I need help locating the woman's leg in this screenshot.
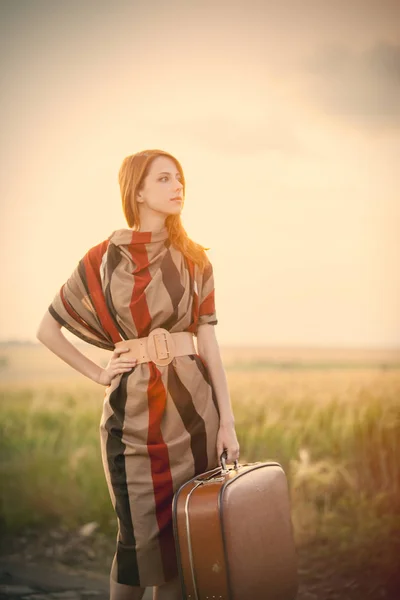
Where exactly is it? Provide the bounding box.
[152,574,183,600]
[109,576,146,600]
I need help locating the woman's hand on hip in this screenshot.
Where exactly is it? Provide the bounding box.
[97,347,137,386]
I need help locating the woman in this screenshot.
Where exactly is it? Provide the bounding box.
[36,149,240,600]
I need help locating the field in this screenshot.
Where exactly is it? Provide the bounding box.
[1,342,400,598]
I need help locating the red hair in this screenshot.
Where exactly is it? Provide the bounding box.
[118,149,210,271]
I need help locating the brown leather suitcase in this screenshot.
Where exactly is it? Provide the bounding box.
[172,451,298,600]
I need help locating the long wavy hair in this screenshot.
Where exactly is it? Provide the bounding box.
[118,149,210,272]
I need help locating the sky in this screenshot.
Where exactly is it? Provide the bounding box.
[1,0,399,348]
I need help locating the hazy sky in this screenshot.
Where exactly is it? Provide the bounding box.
[1,0,399,348]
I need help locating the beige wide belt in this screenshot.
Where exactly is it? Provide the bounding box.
[114,327,196,367]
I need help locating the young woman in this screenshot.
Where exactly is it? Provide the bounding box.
[36,149,240,600]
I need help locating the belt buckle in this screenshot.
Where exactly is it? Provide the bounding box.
[147,328,176,366]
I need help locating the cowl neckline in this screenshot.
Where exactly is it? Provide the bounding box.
[108,227,169,246]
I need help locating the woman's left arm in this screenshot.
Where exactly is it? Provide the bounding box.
[197,323,240,465]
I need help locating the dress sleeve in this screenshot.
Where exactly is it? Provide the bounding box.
[196,257,218,330]
[47,241,116,350]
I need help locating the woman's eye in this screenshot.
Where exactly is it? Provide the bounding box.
[160,176,182,182]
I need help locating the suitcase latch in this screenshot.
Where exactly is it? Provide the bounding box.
[193,476,225,484]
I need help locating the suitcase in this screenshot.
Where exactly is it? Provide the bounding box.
[172,451,298,600]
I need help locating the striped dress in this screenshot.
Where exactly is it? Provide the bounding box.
[48,226,220,587]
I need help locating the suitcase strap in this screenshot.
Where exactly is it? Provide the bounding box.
[184,479,230,600]
[185,482,203,600]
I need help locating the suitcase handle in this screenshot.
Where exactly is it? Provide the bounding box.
[220,449,239,473]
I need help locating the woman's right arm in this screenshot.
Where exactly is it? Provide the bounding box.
[36,311,136,385]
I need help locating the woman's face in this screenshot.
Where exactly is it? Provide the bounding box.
[136,155,184,217]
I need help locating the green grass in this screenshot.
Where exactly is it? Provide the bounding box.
[0,386,114,534]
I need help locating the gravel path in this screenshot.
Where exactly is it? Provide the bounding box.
[1,527,399,599]
[0,558,153,600]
